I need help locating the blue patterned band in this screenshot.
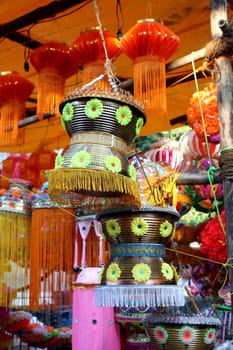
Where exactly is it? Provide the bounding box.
[110,243,165,258]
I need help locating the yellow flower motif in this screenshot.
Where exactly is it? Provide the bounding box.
[131,217,149,236]
[106,219,121,237]
[132,263,151,283]
[159,220,173,238]
[115,105,132,126]
[135,117,144,136]
[62,102,74,121]
[85,98,103,119]
[71,151,91,168]
[128,164,137,181]
[161,263,174,280]
[105,155,122,173]
[55,154,64,169]
[106,263,121,283]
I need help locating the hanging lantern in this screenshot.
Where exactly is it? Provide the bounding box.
[70,27,121,89]
[30,41,78,120]
[120,19,180,135]
[0,178,32,308]
[29,181,75,311]
[0,72,34,145]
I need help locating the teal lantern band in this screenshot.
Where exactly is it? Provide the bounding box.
[110,243,165,258]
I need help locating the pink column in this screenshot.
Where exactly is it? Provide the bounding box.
[72,285,121,350]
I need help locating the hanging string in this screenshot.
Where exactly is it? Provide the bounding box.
[116,0,124,39]
[191,52,226,235]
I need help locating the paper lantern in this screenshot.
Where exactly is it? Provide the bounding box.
[0,178,32,308]
[0,72,34,145]
[70,27,121,89]
[29,182,75,311]
[120,19,180,134]
[30,41,78,120]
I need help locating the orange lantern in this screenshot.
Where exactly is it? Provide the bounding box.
[0,72,34,145]
[120,19,180,135]
[70,27,121,89]
[30,42,78,120]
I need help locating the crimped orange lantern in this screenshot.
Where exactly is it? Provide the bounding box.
[0,72,34,145]
[120,19,180,135]
[30,42,78,120]
[70,27,121,89]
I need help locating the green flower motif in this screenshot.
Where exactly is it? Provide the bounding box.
[106,219,121,237]
[135,117,144,136]
[106,263,121,283]
[115,105,132,126]
[131,217,149,236]
[161,262,174,281]
[154,326,169,344]
[204,328,216,344]
[128,164,137,181]
[85,98,103,119]
[179,326,196,345]
[159,220,173,238]
[60,116,66,131]
[62,102,74,121]
[132,263,151,283]
[71,151,91,168]
[55,154,64,169]
[105,155,122,173]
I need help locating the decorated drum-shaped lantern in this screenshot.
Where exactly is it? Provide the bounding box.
[48,87,146,214]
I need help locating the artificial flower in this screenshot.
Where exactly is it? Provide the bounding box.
[132,263,151,283]
[105,155,122,173]
[115,105,132,126]
[127,164,137,181]
[179,326,196,345]
[84,98,103,119]
[12,190,21,197]
[204,328,216,344]
[60,116,66,131]
[55,154,64,169]
[106,263,121,283]
[131,217,149,236]
[159,220,173,238]
[135,117,144,136]
[154,326,168,344]
[106,219,121,237]
[161,263,174,280]
[71,151,91,168]
[200,209,227,263]
[62,102,74,121]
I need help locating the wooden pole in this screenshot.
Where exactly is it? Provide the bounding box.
[210,0,233,331]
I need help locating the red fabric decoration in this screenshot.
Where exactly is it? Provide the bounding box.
[70,28,121,89]
[30,41,78,120]
[187,83,219,142]
[0,72,34,145]
[200,210,227,263]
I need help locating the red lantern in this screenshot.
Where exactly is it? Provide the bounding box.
[70,27,121,89]
[120,19,180,135]
[0,72,34,145]
[30,42,78,120]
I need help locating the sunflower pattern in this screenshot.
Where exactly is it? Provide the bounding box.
[159,220,173,238]
[106,219,121,238]
[105,155,122,173]
[131,217,149,236]
[71,151,91,168]
[154,326,168,344]
[106,263,121,283]
[115,105,132,126]
[131,263,151,283]
[204,328,216,344]
[55,154,64,169]
[62,102,74,121]
[179,326,196,345]
[161,262,174,280]
[127,164,137,181]
[84,98,103,119]
[135,117,144,136]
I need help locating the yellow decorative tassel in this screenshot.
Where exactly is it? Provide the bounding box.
[0,213,31,308]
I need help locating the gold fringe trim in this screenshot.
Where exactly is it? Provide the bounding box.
[48,168,141,205]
